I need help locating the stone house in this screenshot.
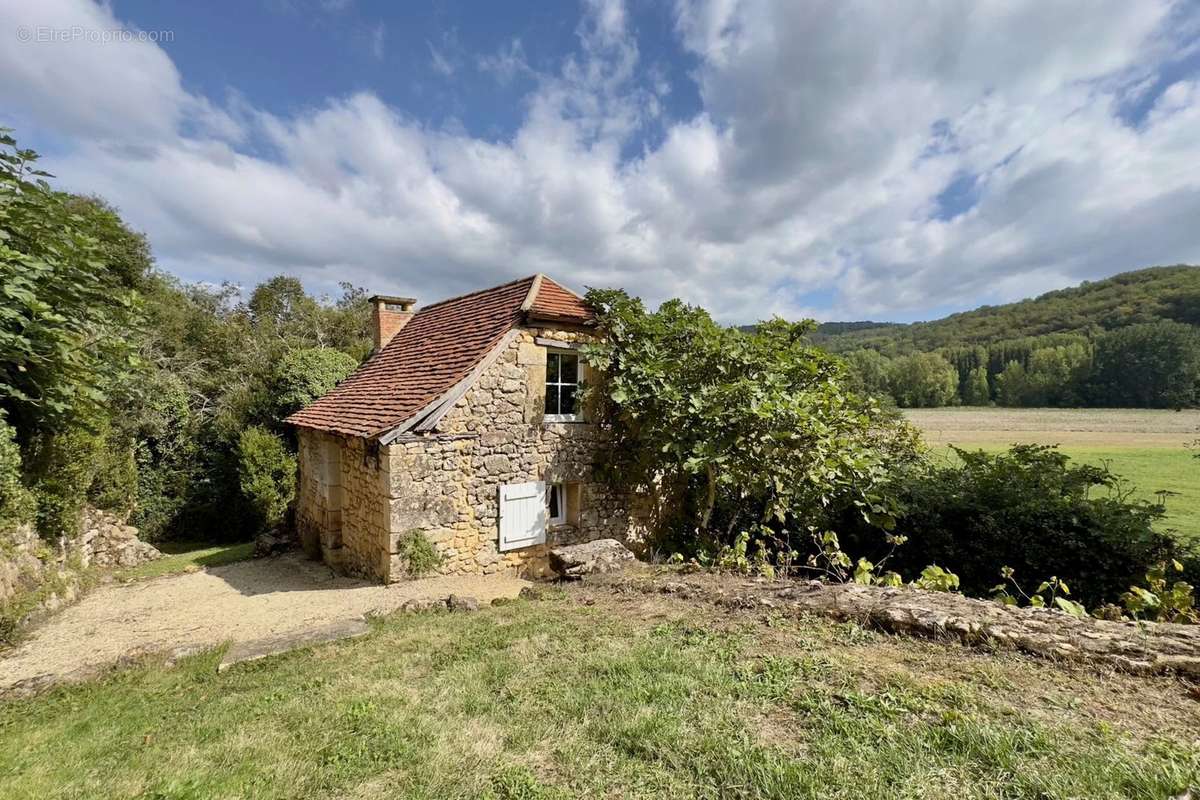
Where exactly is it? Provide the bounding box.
[286,274,646,582]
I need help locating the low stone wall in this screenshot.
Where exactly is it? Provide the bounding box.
[1,508,161,630]
[603,570,1200,677]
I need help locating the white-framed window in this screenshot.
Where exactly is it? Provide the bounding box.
[546,481,581,527]
[547,482,566,525]
[544,350,580,421]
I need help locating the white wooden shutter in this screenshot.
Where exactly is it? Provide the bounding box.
[499,481,547,551]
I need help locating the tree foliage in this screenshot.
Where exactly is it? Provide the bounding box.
[962,366,991,406]
[815,265,1200,354]
[886,353,959,408]
[1087,321,1200,408]
[269,347,359,423]
[0,130,371,542]
[0,130,143,430]
[819,266,1200,408]
[582,288,922,560]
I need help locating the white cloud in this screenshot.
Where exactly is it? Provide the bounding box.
[369,23,385,61]
[477,39,530,86]
[2,0,1199,323]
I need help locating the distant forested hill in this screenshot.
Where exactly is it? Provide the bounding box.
[812,266,1200,409]
[814,265,1200,355]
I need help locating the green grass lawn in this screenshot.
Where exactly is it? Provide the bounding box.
[114,540,256,582]
[1,589,1196,799]
[932,446,1199,541]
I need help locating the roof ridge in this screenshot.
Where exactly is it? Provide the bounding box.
[416,274,538,314]
[520,273,546,312]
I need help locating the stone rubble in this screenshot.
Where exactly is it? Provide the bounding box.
[74,508,162,569]
[602,570,1200,677]
[398,594,483,613]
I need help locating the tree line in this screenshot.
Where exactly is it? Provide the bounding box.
[1,131,368,544]
[832,287,1200,409]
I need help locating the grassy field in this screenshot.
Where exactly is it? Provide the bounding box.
[1,586,1197,799]
[114,540,256,582]
[904,408,1200,540]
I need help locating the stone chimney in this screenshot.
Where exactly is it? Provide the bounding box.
[369,294,417,351]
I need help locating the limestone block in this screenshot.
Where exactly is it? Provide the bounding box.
[482,454,512,474]
[517,341,547,366]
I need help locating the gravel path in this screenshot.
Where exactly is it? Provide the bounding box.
[1,553,528,695]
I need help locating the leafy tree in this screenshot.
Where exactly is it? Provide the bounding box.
[887,353,959,408]
[0,130,143,432]
[582,289,921,560]
[842,349,893,402]
[994,361,1029,407]
[269,347,358,423]
[962,366,991,405]
[1087,321,1200,408]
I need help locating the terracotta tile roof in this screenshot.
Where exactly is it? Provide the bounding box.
[527,275,594,324]
[286,274,592,438]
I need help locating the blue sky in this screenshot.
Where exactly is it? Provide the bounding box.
[115,1,703,151]
[2,0,1200,324]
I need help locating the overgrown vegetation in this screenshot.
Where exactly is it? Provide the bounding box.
[834,445,1188,608]
[586,288,1197,615]
[0,131,368,546]
[582,288,923,572]
[396,529,443,577]
[819,267,1200,408]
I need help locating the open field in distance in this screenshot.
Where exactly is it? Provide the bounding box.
[903,407,1200,447]
[903,408,1200,540]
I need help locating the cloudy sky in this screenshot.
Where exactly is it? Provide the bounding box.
[2,0,1199,323]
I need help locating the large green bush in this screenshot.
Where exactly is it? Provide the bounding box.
[236,427,297,533]
[839,445,1181,606]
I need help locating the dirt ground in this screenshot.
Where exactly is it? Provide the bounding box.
[0,553,528,695]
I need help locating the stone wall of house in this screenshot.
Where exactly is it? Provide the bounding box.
[297,325,650,583]
[295,428,332,560]
[295,428,391,582]
[338,435,391,580]
[382,326,648,580]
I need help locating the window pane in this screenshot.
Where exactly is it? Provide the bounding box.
[546,352,560,383]
[560,384,577,415]
[544,384,560,415]
[549,484,561,519]
[560,353,578,383]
